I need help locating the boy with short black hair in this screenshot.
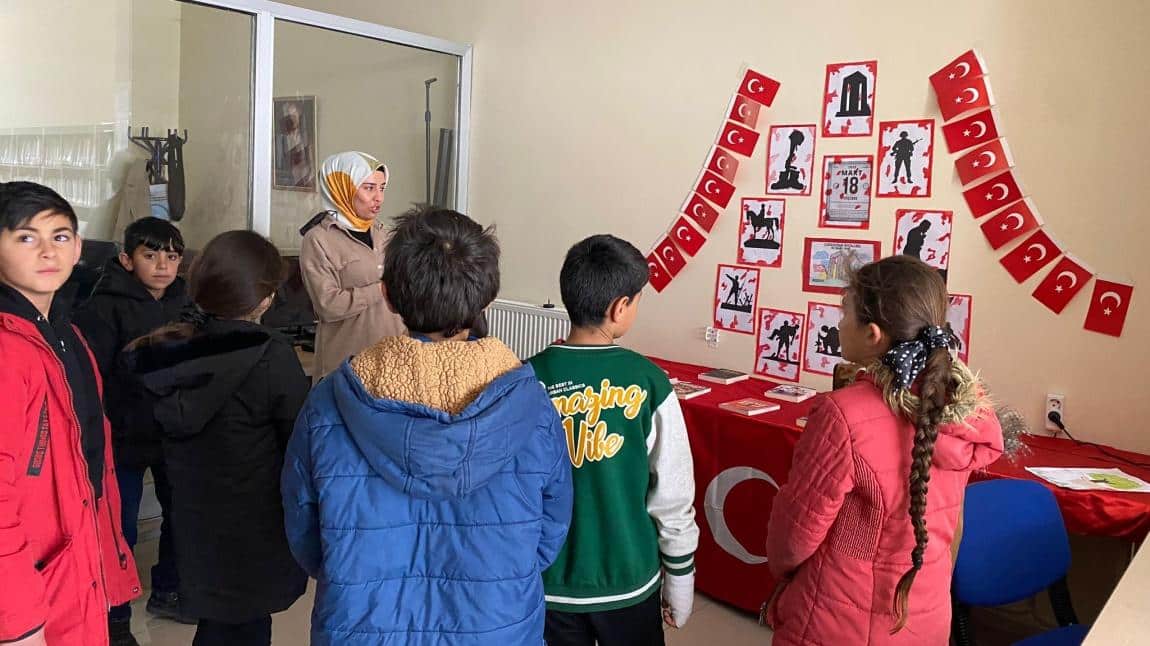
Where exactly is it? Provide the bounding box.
[528,234,699,646]
[75,216,192,638]
[283,206,572,645]
[0,182,140,646]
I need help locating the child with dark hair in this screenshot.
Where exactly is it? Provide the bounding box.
[124,230,308,646]
[283,206,572,645]
[0,182,140,646]
[529,234,699,646]
[765,255,1004,645]
[74,216,191,637]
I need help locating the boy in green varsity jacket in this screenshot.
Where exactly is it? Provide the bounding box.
[528,234,699,646]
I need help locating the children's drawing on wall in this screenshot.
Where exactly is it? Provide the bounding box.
[713,264,760,335]
[802,238,880,293]
[737,198,785,268]
[876,119,935,197]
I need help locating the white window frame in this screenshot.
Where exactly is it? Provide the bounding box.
[181,0,472,235]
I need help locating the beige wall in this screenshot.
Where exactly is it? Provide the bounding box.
[284,0,1150,452]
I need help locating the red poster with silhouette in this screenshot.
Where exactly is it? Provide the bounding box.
[876,119,935,197]
[713,264,759,335]
[737,198,785,268]
[822,61,878,137]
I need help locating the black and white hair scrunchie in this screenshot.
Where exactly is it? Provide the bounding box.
[881,325,956,390]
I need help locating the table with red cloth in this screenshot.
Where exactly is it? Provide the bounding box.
[651,357,816,614]
[973,434,1150,543]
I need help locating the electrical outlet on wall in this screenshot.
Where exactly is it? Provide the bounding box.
[1045,393,1065,433]
[704,326,720,348]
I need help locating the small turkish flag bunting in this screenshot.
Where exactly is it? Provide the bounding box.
[717,121,760,157]
[980,198,1041,250]
[694,169,736,209]
[962,170,1025,218]
[937,75,995,122]
[737,68,781,107]
[955,138,1014,186]
[1032,255,1094,314]
[930,50,988,97]
[728,94,763,129]
[646,252,672,293]
[999,228,1062,283]
[654,236,686,276]
[706,146,740,183]
[942,109,1000,153]
[669,216,706,257]
[1083,278,1135,337]
[682,193,720,232]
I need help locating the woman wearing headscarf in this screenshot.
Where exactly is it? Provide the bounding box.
[299,151,406,379]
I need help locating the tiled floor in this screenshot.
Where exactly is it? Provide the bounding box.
[128,536,772,645]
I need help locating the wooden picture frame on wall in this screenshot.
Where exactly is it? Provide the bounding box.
[273,95,317,192]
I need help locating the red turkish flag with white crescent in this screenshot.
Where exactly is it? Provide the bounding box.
[682,193,720,232]
[646,252,672,293]
[728,94,763,129]
[1032,255,1094,314]
[962,170,1024,218]
[999,229,1062,283]
[942,109,1000,153]
[930,50,988,97]
[980,198,1041,250]
[955,138,1013,186]
[937,75,995,122]
[1084,278,1135,337]
[670,216,706,257]
[737,68,781,107]
[654,236,686,276]
[717,121,760,157]
[707,146,740,183]
[695,169,736,209]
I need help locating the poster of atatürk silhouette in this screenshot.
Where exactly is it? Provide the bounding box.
[946,293,972,363]
[894,210,952,282]
[822,61,878,137]
[737,198,785,268]
[802,238,880,294]
[818,155,873,229]
[755,308,806,381]
[766,125,816,197]
[876,119,935,197]
[713,264,760,335]
[804,302,845,376]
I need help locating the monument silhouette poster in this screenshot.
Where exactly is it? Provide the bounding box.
[755,307,806,382]
[766,124,816,197]
[946,293,972,363]
[893,210,952,282]
[802,238,880,294]
[713,264,760,335]
[876,119,935,197]
[804,302,846,376]
[818,155,874,229]
[737,197,785,268]
[822,61,878,137]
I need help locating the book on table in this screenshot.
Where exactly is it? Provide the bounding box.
[765,384,818,403]
[719,398,781,416]
[673,381,712,400]
[697,368,750,385]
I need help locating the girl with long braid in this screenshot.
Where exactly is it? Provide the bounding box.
[765,256,1004,645]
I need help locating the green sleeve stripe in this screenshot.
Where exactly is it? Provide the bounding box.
[664,562,696,576]
[660,552,695,565]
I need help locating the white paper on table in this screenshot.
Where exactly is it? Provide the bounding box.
[1025,467,1150,493]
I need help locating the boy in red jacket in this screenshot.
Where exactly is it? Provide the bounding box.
[0,182,141,646]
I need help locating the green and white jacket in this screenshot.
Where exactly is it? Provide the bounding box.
[528,344,699,613]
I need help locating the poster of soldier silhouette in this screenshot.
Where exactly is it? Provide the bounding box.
[822,61,878,137]
[876,119,935,197]
[946,293,972,364]
[893,210,952,283]
[802,238,880,294]
[712,264,760,335]
[737,198,786,268]
[766,125,816,197]
[819,155,873,229]
[755,307,806,382]
[804,302,845,376]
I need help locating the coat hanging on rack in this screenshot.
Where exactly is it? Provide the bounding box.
[128,127,189,222]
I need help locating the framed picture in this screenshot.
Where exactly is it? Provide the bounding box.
[804,301,846,376]
[875,119,935,197]
[821,61,878,138]
[765,124,816,197]
[754,307,806,382]
[802,237,880,294]
[947,293,973,364]
[737,197,785,268]
[712,264,760,335]
[818,155,873,229]
[893,210,953,282]
[273,95,317,192]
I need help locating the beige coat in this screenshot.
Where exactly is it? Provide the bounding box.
[300,214,406,378]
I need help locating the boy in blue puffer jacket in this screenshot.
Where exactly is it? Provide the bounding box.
[282,206,572,645]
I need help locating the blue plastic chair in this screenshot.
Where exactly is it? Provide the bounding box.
[952,479,1089,646]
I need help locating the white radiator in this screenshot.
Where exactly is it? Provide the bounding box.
[486,298,571,360]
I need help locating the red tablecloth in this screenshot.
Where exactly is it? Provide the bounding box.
[973,435,1150,543]
[650,357,816,613]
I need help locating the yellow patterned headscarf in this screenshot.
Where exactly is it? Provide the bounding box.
[319,151,389,232]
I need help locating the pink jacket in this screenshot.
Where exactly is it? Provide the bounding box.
[766,376,1002,646]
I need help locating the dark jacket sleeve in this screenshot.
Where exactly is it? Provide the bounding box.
[73,297,121,377]
[265,338,310,450]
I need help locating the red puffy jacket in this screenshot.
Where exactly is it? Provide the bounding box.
[0,313,141,645]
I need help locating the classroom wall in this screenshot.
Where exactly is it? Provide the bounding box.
[284,0,1150,452]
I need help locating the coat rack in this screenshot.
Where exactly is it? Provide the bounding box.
[128,126,188,222]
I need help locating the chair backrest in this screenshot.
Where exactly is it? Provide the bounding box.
[953,479,1071,606]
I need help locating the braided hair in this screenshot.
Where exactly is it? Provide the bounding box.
[847,256,955,633]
